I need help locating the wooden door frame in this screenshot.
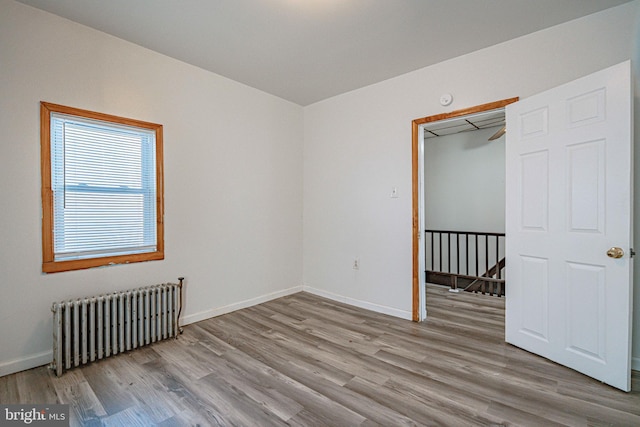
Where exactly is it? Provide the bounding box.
[411,97,519,321]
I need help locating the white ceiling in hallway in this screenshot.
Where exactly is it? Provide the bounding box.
[14,0,633,106]
[423,110,505,139]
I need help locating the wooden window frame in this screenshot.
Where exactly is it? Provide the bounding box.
[41,102,164,273]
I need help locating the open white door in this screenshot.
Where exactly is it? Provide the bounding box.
[505,61,633,391]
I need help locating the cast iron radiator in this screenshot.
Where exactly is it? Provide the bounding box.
[51,277,184,376]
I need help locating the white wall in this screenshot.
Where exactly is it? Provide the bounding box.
[0,0,303,375]
[303,0,640,371]
[424,126,505,232]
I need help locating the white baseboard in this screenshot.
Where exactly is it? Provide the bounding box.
[632,356,640,372]
[181,285,303,325]
[0,350,52,378]
[302,285,413,321]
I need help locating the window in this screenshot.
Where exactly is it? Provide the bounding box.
[41,102,164,273]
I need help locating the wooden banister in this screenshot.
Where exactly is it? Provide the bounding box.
[424,230,506,297]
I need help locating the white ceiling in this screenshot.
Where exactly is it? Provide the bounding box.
[15,0,632,106]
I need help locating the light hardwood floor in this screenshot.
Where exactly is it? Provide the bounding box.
[1,285,639,426]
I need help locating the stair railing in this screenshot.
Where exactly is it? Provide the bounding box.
[424,229,506,296]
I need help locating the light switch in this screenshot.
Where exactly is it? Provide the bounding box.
[391,187,399,198]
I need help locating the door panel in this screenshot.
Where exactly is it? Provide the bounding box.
[566,140,605,233]
[519,255,549,342]
[520,151,549,231]
[565,261,606,362]
[506,61,633,391]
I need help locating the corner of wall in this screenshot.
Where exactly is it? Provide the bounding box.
[301,284,413,320]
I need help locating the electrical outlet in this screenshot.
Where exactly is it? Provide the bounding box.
[353,258,359,270]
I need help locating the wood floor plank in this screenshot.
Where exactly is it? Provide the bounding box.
[211,348,368,426]
[2,285,639,426]
[109,355,186,424]
[486,400,567,427]
[259,329,357,386]
[137,358,231,426]
[49,369,107,426]
[0,371,19,403]
[181,323,235,357]
[98,406,158,427]
[207,310,375,387]
[218,338,418,426]
[197,354,305,422]
[148,337,216,381]
[199,315,414,425]
[81,361,136,416]
[14,366,59,404]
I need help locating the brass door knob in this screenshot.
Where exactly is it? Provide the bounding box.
[607,247,624,259]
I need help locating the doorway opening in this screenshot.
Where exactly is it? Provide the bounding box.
[411,98,518,321]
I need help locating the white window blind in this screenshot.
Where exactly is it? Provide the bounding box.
[50,113,157,261]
